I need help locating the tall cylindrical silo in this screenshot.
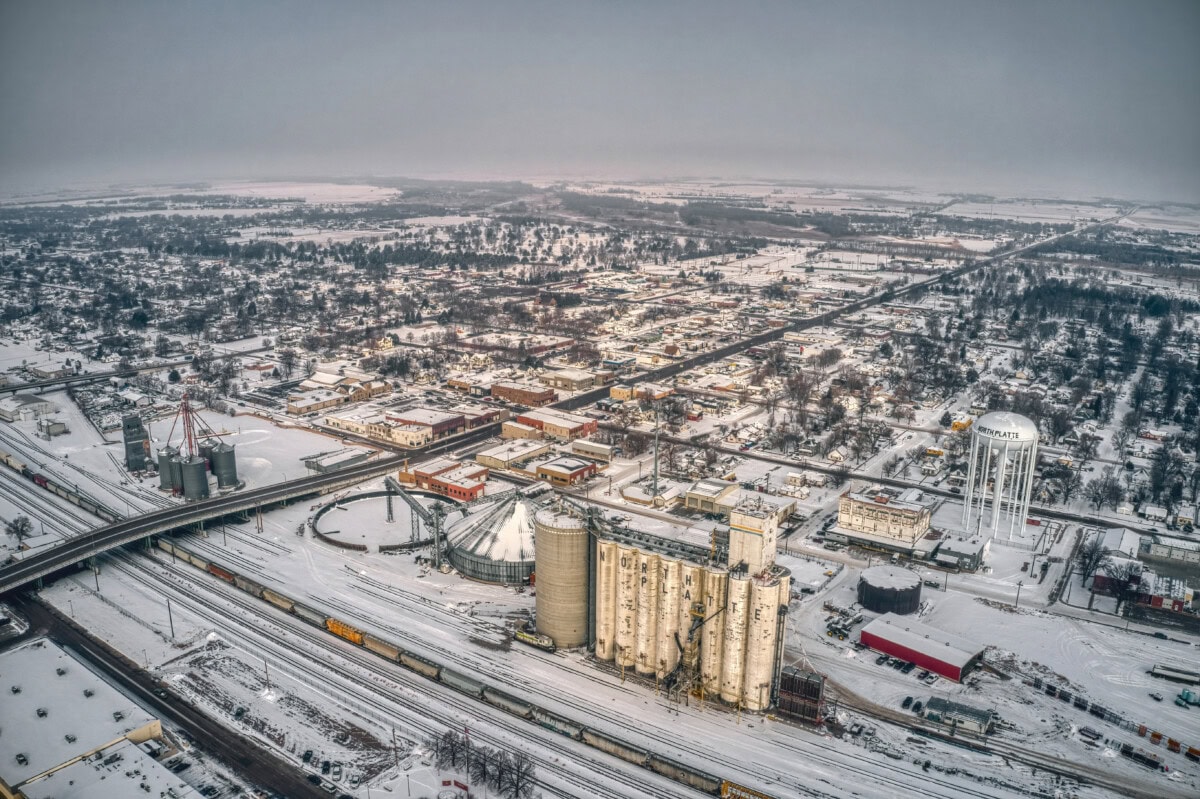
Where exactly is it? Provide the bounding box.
[720,572,752,705]
[198,439,217,471]
[168,454,184,494]
[634,552,659,676]
[157,446,178,491]
[679,563,704,674]
[533,508,590,649]
[595,540,619,661]
[616,544,639,669]
[742,570,789,712]
[699,567,727,698]
[179,455,209,500]
[211,442,238,488]
[655,559,682,679]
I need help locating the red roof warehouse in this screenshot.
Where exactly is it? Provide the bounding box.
[859,614,984,683]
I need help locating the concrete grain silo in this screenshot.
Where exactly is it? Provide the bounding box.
[533,508,590,649]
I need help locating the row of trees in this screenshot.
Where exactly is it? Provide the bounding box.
[427,731,537,798]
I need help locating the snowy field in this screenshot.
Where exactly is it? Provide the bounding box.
[938,201,1121,224]
[1117,206,1200,234]
[197,181,401,204]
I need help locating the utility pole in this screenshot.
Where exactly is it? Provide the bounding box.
[264,657,270,692]
[1014,580,1024,608]
[166,598,175,640]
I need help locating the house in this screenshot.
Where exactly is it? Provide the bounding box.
[1143,505,1168,523]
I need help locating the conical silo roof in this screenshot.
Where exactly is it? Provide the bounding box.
[446,493,536,563]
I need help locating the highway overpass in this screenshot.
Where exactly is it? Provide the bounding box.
[0,453,411,594]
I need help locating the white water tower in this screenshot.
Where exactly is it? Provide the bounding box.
[962,412,1038,539]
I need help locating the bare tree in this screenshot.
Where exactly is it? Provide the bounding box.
[501,751,537,799]
[1074,534,1108,585]
[1102,559,1143,617]
[4,515,33,540]
[278,348,298,380]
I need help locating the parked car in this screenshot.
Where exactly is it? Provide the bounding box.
[876,654,889,665]
[917,670,930,680]
[912,700,924,714]
[1150,692,1164,701]
[302,750,313,763]
[1175,698,1189,708]
[902,696,914,709]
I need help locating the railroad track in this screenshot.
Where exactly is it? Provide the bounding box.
[322,568,1021,799]
[110,551,694,799]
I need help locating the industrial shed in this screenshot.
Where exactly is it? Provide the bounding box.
[859,613,984,682]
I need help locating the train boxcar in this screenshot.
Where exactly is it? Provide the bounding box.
[531,708,583,740]
[481,687,533,719]
[363,634,402,662]
[234,575,266,598]
[326,618,365,646]
[399,652,441,680]
[182,549,209,571]
[582,729,648,767]
[2,452,27,473]
[292,603,329,628]
[32,474,49,488]
[441,668,485,698]
[262,589,295,613]
[156,539,176,557]
[646,755,722,795]
[207,563,236,583]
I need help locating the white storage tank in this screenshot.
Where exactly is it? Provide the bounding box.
[533,508,590,649]
[720,572,752,705]
[595,540,619,661]
[634,551,660,676]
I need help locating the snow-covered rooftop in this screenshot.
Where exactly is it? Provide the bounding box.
[0,638,159,786]
[860,613,983,670]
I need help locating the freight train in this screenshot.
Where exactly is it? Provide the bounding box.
[0,447,122,523]
[153,537,726,797]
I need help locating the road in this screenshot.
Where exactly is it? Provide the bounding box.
[0,423,502,594]
[632,425,1161,536]
[10,594,328,799]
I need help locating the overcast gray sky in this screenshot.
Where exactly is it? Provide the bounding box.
[2,0,1197,201]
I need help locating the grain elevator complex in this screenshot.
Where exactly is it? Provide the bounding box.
[534,497,792,713]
